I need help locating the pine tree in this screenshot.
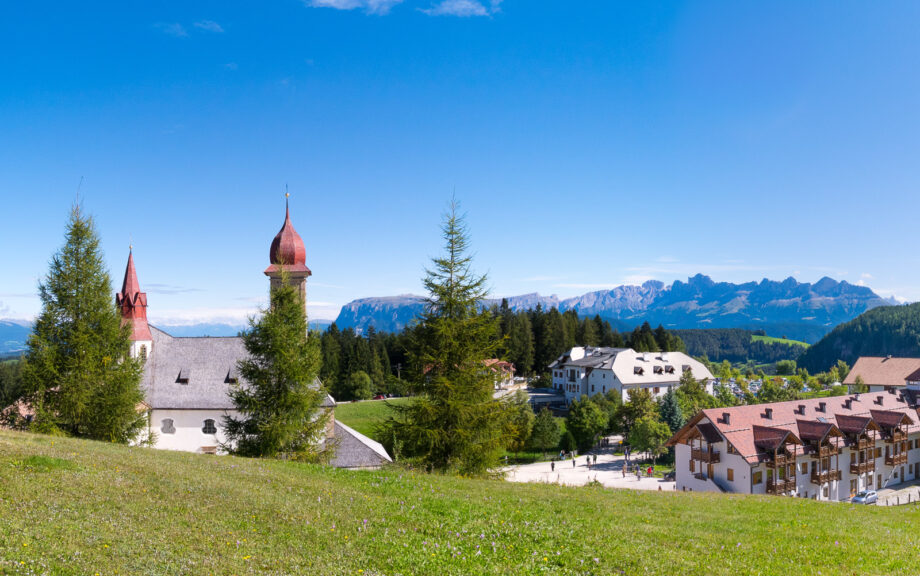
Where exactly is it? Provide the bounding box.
[529,407,561,457]
[658,388,685,434]
[223,276,328,460]
[383,201,510,475]
[21,205,145,442]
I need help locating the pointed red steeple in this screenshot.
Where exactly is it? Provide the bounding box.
[116,249,153,341]
[264,196,312,276]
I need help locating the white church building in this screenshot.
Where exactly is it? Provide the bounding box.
[118,200,391,469]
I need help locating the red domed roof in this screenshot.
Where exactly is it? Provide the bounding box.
[265,199,311,275]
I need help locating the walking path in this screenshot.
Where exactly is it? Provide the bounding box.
[504,439,676,491]
[877,479,920,506]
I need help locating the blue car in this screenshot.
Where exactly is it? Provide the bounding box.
[851,490,878,505]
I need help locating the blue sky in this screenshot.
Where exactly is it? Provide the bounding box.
[2,2,920,324]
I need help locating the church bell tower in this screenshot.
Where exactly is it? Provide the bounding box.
[117,248,153,359]
[264,194,311,314]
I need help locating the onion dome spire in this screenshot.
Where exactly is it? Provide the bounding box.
[265,193,312,276]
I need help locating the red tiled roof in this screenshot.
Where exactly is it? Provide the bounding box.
[844,356,920,388]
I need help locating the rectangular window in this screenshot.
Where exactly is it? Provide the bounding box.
[823,486,828,498]
[868,474,873,486]
[800,462,808,474]
[753,471,762,485]
[850,479,857,492]
[876,447,882,459]
[727,468,734,482]
[653,387,660,394]
[690,459,695,473]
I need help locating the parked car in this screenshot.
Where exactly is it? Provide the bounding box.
[373,394,386,400]
[663,470,676,482]
[851,490,878,505]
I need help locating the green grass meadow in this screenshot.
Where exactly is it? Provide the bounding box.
[751,334,810,348]
[2,430,920,575]
[333,398,411,439]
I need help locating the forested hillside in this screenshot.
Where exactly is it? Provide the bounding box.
[674,329,805,364]
[798,303,920,372]
[318,302,686,401]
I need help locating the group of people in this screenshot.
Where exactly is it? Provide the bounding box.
[550,452,598,472]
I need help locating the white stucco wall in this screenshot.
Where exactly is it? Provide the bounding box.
[148,409,237,453]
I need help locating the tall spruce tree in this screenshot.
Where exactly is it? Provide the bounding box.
[22,205,145,442]
[223,276,328,460]
[383,201,510,475]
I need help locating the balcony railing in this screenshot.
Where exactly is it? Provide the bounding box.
[810,469,842,484]
[850,461,875,475]
[814,445,839,458]
[885,452,908,466]
[766,478,797,494]
[765,453,795,468]
[691,448,721,464]
[856,438,875,450]
[886,430,907,444]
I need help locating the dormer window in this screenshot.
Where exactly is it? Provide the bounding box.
[682,365,691,372]
[177,368,191,384]
[634,366,644,376]
[665,366,675,374]
[653,366,664,375]
[226,366,240,384]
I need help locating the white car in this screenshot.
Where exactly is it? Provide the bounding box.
[851,490,878,505]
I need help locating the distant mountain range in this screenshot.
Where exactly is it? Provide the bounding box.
[334,275,894,343]
[0,320,30,357]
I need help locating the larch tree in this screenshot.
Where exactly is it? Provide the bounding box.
[382,201,511,475]
[22,205,145,442]
[223,275,329,461]
[529,407,561,457]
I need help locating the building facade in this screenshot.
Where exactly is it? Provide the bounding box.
[844,356,920,392]
[667,391,920,501]
[548,346,713,404]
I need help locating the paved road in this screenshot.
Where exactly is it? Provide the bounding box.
[504,444,676,492]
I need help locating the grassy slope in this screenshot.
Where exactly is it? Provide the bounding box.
[752,334,809,348]
[2,431,920,575]
[333,398,411,439]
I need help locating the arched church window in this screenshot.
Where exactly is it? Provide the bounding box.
[161,419,175,434]
[202,419,217,434]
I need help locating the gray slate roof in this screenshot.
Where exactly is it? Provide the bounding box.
[143,326,247,410]
[143,326,336,411]
[330,421,393,469]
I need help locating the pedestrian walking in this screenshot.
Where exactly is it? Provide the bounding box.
[573,458,576,468]
[551,460,555,472]
[593,454,598,465]
[622,465,626,478]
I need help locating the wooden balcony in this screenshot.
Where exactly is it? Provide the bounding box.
[765,453,795,469]
[810,469,842,484]
[766,478,797,494]
[850,460,875,475]
[885,452,908,466]
[815,445,839,458]
[856,438,875,450]
[886,430,907,444]
[691,448,721,464]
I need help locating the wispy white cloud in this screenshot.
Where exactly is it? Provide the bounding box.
[194,20,224,33]
[554,283,622,290]
[421,0,494,16]
[224,62,238,71]
[153,22,188,37]
[145,283,204,296]
[856,272,874,287]
[304,0,404,15]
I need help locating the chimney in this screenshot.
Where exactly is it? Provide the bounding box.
[876,395,884,405]
[764,408,773,420]
[844,399,852,410]
[797,404,805,415]
[817,402,826,413]
[722,412,731,425]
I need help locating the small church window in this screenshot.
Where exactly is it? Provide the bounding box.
[161,419,176,434]
[202,419,217,434]
[139,345,147,361]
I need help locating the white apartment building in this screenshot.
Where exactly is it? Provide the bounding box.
[667,390,920,501]
[548,346,714,404]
